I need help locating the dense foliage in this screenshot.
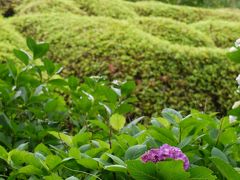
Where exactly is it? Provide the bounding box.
[0,38,240,179]
[0,0,240,115]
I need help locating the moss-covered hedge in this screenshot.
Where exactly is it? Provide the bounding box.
[129,1,240,23]
[127,17,215,47]
[192,20,240,48]
[73,0,137,19]
[0,20,25,60]
[15,0,86,15]
[9,13,238,116]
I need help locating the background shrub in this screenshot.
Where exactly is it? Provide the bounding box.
[9,13,238,116]
[127,17,215,47]
[192,20,240,48]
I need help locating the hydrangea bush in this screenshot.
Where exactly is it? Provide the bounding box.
[0,38,239,179]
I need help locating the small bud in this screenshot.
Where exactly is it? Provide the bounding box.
[229,46,237,52]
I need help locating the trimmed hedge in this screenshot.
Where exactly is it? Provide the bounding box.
[128,1,240,23]
[127,17,215,47]
[73,0,137,19]
[0,20,25,60]
[192,20,240,48]
[15,0,86,15]
[9,13,238,116]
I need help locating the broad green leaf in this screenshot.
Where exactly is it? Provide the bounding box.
[72,133,91,147]
[33,42,49,59]
[89,120,109,133]
[45,155,62,170]
[127,160,157,180]
[211,157,240,180]
[68,76,79,90]
[189,166,216,180]
[48,79,68,86]
[45,174,63,180]
[13,49,30,65]
[18,165,42,176]
[110,113,126,131]
[124,144,147,160]
[227,49,240,63]
[155,160,190,180]
[17,142,29,151]
[66,176,79,180]
[7,59,17,78]
[219,128,237,145]
[127,160,189,180]
[121,81,136,96]
[162,108,182,125]
[0,145,8,161]
[104,165,127,173]
[105,153,126,166]
[26,37,36,52]
[148,128,177,146]
[211,147,229,163]
[48,131,72,146]
[34,143,52,156]
[43,59,55,76]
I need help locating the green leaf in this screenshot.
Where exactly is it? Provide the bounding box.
[211,147,229,163]
[45,174,63,180]
[211,157,240,180]
[34,43,49,59]
[121,81,136,96]
[68,76,79,90]
[18,165,42,176]
[13,49,30,65]
[48,79,68,86]
[48,131,72,146]
[105,153,126,166]
[43,59,55,76]
[148,128,177,146]
[7,59,17,78]
[46,155,62,170]
[104,165,127,173]
[26,37,36,52]
[127,160,189,180]
[124,145,147,160]
[127,160,157,180]
[162,108,182,125]
[110,113,126,131]
[189,166,216,180]
[0,145,8,162]
[155,160,190,180]
[227,49,240,63]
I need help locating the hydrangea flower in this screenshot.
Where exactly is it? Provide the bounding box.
[141,144,190,170]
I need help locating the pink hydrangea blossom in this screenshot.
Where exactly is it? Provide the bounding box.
[141,144,190,170]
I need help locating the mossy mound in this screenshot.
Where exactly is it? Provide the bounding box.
[9,13,238,115]
[192,20,240,48]
[15,0,86,15]
[0,20,25,60]
[73,0,137,19]
[128,17,215,47]
[129,1,240,23]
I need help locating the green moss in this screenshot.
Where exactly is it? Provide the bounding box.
[0,20,25,61]
[192,20,240,48]
[128,1,240,23]
[9,14,238,116]
[128,17,215,47]
[73,0,137,18]
[15,0,86,15]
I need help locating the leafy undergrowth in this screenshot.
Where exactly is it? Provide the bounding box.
[0,38,239,179]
